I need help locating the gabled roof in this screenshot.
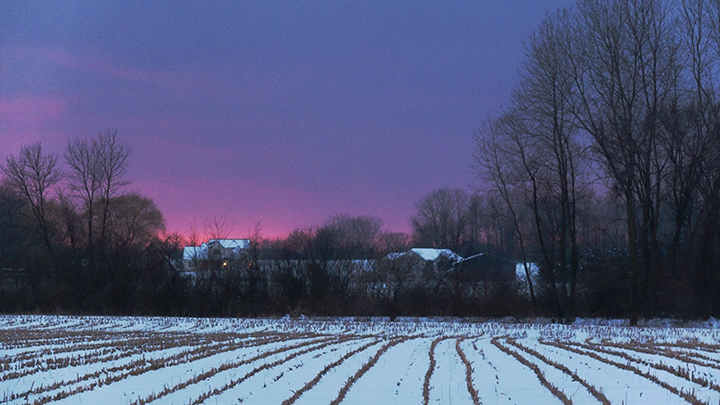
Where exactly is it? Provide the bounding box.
[410,248,461,261]
[208,239,250,249]
[142,242,180,272]
[183,243,208,260]
[387,248,462,262]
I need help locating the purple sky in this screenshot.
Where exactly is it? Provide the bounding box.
[0,1,573,239]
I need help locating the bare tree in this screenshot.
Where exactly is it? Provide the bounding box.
[670,0,720,315]
[410,188,470,252]
[1,142,62,270]
[373,255,420,319]
[204,214,235,240]
[55,190,84,253]
[65,130,131,257]
[323,214,384,258]
[567,0,681,322]
[96,131,131,252]
[187,219,201,247]
[65,136,101,256]
[376,231,410,255]
[513,8,588,322]
[474,117,538,309]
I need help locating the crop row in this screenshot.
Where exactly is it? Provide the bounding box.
[4,317,720,404]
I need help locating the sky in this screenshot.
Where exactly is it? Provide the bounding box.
[0,0,573,239]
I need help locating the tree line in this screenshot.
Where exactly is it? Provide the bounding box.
[0,132,173,313]
[176,211,522,319]
[474,0,720,323]
[0,146,523,317]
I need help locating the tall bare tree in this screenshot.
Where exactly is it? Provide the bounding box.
[1,142,62,270]
[65,130,131,258]
[96,131,131,252]
[513,8,588,322]
[567,0,681,322]
[671,0,720,315]
[474,117,538,309]
[65,136,101,255]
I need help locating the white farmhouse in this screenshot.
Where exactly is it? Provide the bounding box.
[183,239,250,271]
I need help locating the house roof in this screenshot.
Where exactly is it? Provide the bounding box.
[208,239,250,249]
[410,248,462,262]
[142,242,181,272]
[387,248,462,262]
[183,239,249,261]
[183,244,208,260]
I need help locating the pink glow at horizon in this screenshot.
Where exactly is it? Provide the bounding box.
[0,1,575,240]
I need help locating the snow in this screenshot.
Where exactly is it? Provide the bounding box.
[408,248,462,262]
[183,245,207,260]
[387,248,462,262]
[341,338,430,405]
[515,262,539,279]
[208,239,250,250]
[3,315,720,404]
[429,339,475,404]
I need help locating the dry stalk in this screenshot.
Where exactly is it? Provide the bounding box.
[506,339,610,405]
[281,338,382,405]
[329,336,412,405]
[26,334,295,405]
[190,336,361,405]
[1,330,254,382]
[491,337,572,405]
[455,338,480,405]
[423,337,448,405]
[541,340,709,405]
[569,341,720,393]
[592,341,720,372]
[131,336,345,405]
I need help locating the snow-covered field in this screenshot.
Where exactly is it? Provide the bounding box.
[2,315,720,404]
